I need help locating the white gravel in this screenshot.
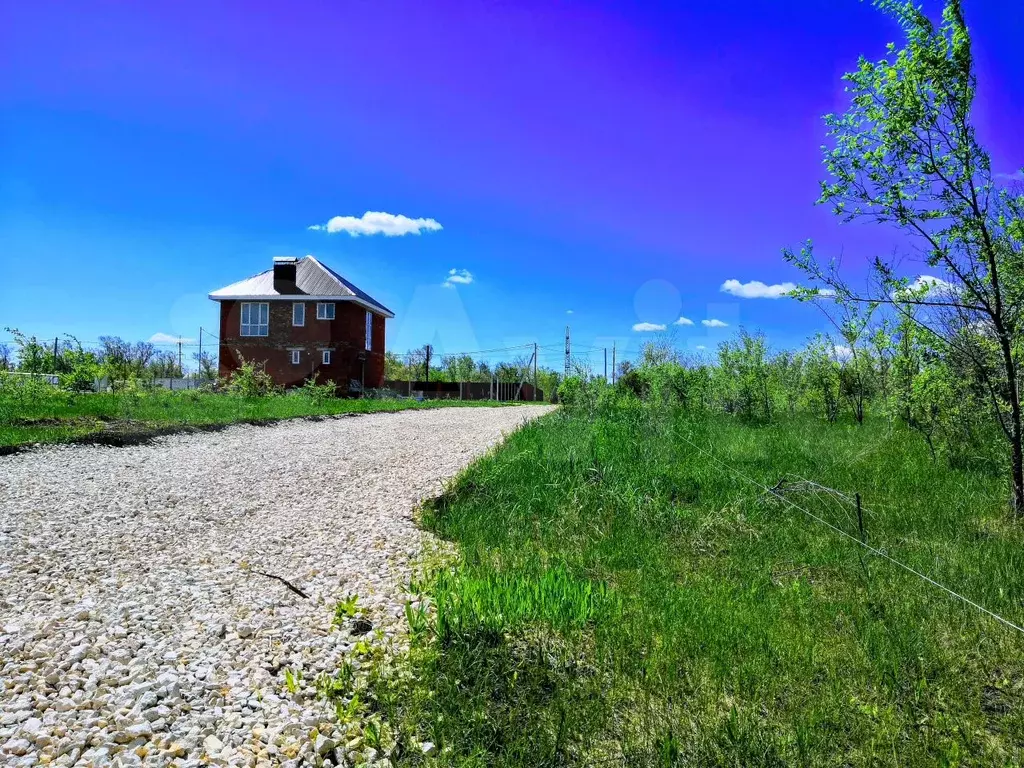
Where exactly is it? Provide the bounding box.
[0,405,554,767]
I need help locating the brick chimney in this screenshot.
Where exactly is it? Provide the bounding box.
[273,256,298,294]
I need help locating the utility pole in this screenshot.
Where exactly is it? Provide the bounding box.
[564,326,571,379]
[612,342,617,385]
[533,342,538,401]
[178,340,183,376]
[604,348,607,382]
[423,344,433,382]
[53,337,59,374]
[198,328,203,380]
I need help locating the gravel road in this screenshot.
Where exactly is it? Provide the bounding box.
[0,405,554,767]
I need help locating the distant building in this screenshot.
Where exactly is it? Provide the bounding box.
[209,256,393,391]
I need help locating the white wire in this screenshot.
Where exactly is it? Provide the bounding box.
[676,428,1024,636]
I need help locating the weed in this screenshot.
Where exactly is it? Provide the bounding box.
[334,594,361,622]
[283,667,302,695]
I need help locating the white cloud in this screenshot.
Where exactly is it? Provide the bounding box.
[910,275,955,292]
[149,333,195,344]
[721,279,796,299]
[632,322,667,332]
[695,345,706,351]
[995,169,1024,181]
[702,319,728,328]
[832,345,853,362]
[566,309,574,315]
[442,268,473,288]
[895,274,957,299]
[673,316,694,326]
[308,211,443,237]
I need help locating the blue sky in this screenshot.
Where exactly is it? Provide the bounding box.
[1,0,1021,373]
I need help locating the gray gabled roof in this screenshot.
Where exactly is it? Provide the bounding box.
[209,256,394,317]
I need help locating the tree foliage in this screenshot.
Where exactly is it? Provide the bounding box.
[785,0,1024,512]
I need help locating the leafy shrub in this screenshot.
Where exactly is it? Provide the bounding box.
[557,376,586,408]
[0,371,71,412]
[299,375,337,403]
[59,347,100,393]
[222,358,278,397]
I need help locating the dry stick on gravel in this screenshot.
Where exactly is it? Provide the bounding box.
[245,567,311,600]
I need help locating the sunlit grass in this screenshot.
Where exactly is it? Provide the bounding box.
[367,405,1024,766]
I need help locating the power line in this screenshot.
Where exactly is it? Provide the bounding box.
[415,343,537,357]
[674,428,1024,636]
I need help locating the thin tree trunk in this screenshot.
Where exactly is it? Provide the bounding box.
[997,335,1024,516]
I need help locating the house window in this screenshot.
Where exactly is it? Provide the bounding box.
[322,350,332,365]
[316,302,335,320]
[240,302,269,337]
[292,302,305,326]
[365,311,373,350]
[290,350,301,365]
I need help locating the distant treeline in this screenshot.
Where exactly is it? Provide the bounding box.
[0,329,216,391]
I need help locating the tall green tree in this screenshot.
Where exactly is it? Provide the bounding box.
[786,0,1024,513]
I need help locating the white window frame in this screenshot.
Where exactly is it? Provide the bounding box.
[316,302,335,320]
[240,302,269,337]
[292,302,305,327]
[290,350,301,365]
[365,311,373,350]
[322,350,332,365]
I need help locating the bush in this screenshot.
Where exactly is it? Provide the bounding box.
[59,349,100,393]
[557,376,586,408]
[299,376,337,403]
[222,358,278,397]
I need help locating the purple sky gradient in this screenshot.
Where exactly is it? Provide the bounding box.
[2,0,1022,366]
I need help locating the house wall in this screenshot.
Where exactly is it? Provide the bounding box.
[217,299,386,391]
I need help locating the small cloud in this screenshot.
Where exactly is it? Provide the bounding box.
[695,345,706,351]
[673,316,694,326]
[721,279,796,299]
[995,169,1024,182]
[910,275,955,292]
[149,333,195,344]
[895,274,957,299]
[442,268,473,288]
[832,344,853,362]
[308,211,443,237]
[702,319,728,328]
[632,322,667,332]
[566,309,574,315]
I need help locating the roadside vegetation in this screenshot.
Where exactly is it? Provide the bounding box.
[0,358,518,451]
[307,2,1024,764]
[358,399,1023,766]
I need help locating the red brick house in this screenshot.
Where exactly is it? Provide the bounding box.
[209,255,393,392]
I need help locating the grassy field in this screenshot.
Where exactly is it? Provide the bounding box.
[358,404,1024,766]
[0,387,517,450]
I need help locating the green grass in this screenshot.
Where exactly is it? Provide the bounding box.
[0,388,520,450]
[359,404,1024,766]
